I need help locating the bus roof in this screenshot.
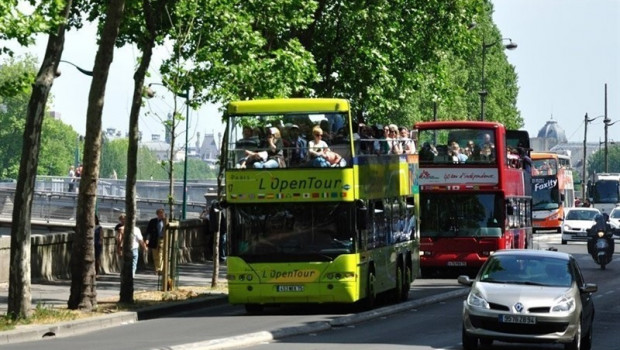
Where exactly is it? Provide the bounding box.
[227,98,350,115]
[531,152,570,160]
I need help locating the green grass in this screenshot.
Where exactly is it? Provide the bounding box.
[0,304,80,331]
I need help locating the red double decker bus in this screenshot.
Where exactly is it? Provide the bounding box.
[415,121,533,277]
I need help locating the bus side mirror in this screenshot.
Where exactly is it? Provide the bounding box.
[356,206,368,230]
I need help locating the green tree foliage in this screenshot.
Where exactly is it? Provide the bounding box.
[0,56,78,179]
[40,117,79,176]
[587,145,620,175]
[166,0,520,130]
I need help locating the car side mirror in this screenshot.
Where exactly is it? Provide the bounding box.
[457,275,473,286]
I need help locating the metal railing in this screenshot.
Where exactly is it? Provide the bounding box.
[0,176,220,224]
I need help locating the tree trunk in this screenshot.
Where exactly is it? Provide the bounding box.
[68,0,126,311]
[120,0,157,300]
[7,0,73,319]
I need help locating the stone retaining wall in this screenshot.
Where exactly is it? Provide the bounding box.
[0,219,209,283]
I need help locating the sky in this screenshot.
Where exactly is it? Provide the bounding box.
[492,0,620,144]
[8,1,620,145]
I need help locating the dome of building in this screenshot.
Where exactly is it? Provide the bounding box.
[537,119,567,143]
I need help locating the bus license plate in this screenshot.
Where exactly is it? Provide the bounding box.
[499,314,536,324]
[277,285,304,292]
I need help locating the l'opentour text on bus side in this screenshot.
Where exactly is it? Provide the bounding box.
[531,152,575,232]
[220,98,420,313]
[415,121,533,277]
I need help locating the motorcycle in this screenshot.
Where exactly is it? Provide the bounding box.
[587,214,615,270]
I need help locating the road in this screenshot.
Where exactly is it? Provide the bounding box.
[3,234,618,350]
[243,234,620,350]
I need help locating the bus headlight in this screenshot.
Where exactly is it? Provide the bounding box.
[227,274,254,281]
[325,272,355,280]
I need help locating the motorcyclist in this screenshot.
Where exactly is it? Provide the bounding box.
[586,213,615,261]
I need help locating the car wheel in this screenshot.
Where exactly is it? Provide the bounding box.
[565,319,581,350]
[581,320,593,350]
[561,239,567,245]
[462,326,478,350]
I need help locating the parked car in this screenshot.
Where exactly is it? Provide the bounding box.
[458,249,597,350]
[561,208,601,244]
[608,207,620,235]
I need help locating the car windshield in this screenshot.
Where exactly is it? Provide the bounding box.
[611,210,620,219]
[479,255,573,287]
[566,210,598,221]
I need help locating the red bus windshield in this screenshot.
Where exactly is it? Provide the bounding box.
[420,193,503,238]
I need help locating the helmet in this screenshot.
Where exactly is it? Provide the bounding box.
[594,213,605,224]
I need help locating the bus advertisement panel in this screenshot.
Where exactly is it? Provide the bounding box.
[531,152,575,232]
[415,121,532,277]
[220,98,419,312]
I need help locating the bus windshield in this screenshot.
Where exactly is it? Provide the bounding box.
[532,175,560,210]
[420,193,503,238]
[532,158,558,175]
[592,181,620,203]
[229,203,355,263]
[226,112,350,170]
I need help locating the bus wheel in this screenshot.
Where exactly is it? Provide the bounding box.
[391,265,404,303]
[401,264,412,302]
[362,271,376,310]
[245,304,264,314]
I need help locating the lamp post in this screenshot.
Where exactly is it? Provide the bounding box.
[146,83,191,219]
[178,87,190,220]
[480,38,517,121]
[602,83,618,173]
[604,118,618,172]
[583,113,602,199]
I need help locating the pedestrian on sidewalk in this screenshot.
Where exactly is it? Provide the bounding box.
[145,208,166,274]
[209,202,227,263]
[115,214,147,277]
[114,213,126,271]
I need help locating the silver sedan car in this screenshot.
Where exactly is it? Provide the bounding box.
[458,249,597,350]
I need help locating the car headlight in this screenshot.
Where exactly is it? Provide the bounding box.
[563,225,571,231]
[551,294,575,313]
[467,291,490,309]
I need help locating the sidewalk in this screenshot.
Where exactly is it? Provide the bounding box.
[0,262,229,345]
[0,261,228,315]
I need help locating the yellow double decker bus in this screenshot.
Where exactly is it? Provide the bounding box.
[219,98,419,313]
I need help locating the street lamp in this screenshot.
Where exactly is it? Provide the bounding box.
[146,83,191,219]
[582,113,602,199]
[604,118,619,172]
[479,38,517,121]
[58,60,93,77]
